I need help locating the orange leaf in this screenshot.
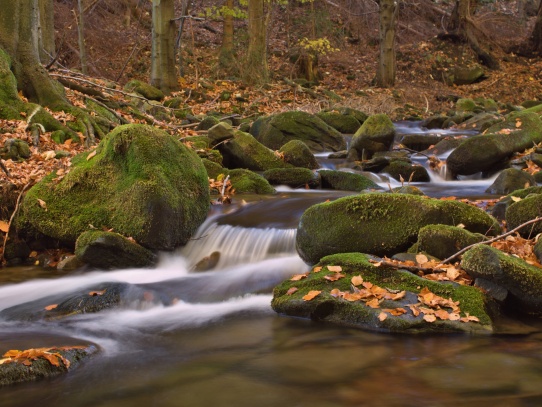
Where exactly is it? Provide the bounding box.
[89,290,106,296]
[302,290,321,301]
[0,221,8,233]
[330,288,343,297]
[290,273,308,281]
[344,292,362,301]
[44,304,58,311]
[351,275,364,286]
[312,266,322,273]
[37,199,47,211]
[286,287,298,295]
[86,150,97,161]
[366,298,380,308]
[416,254,428,265]
[326,265,342,272]
[423,314,437,322]
[378,312,388,321]
[324,273,345,282]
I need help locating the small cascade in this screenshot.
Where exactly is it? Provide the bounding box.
[181,220,297,270]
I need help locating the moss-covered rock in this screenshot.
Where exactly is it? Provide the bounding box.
[272,252,494,334]
[505,193,542,238]
[279,140,320,169]
[491,186,542,220]
[296,193,501,264]
[447,111,542,175]
[348,114,396,160]
[16,124,210,251]
[0,344,98,386]
[228,168,275,194]
[250,111,346,152]
[462,245,542,315]
[381,160,430,182]
[0,49,24,119]
[390,185,425,195]
[0,139,31,161]
[217,129,292,171]
[485,168,536,195]
[75,230,157,270]
[316,111,362,134]
[196,116,220,131]
[263,167,320,189]
[124,80,165,101]
[319,169,380,192]
[416,224,486,260]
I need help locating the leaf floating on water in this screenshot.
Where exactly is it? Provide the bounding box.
[302,290,321,301]
[88,290,106,296]
[286,287,298,295]
[44,304,58,311]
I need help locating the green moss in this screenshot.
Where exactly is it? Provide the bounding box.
[124,80,165,101]
[228,169,275,194]
[17,124,210,250]
[319,169,380,191]
[316,111,361,134]
[279,140,320,169]
[416,224,486,260]
[263,167,319,188]
[272,252,493,333]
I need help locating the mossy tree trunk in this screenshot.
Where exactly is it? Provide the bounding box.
[151,0,179,94]
[218,0,237,75]
[38,0,55,64]
[0,0,68,108]
[446,0,500,69]
[244,0,268,85]
[375,0,398,88]
[76,0,88,75]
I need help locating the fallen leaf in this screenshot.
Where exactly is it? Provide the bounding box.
[416,254,428,264]
[330,288,343,297]
[511,196,522,202]
[88,290,106,296]
[0,221,8,233]
[366,298,380,308]
[86,150,97,160]
[378,312,388,321]
[302,290,321,301]
[312,266,322,273]
[327,265,342,272]
[286,287,298,295]
[423,314,437,322]
[37,198,47,211]
[351,275,364,286]
[290,273,308,281]
[44,304,58,311]
[324,273,345,281]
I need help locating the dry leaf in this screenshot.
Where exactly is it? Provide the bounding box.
[324,273,345,281]
[423,314,437,322]
[286,287,298,295]
[378,312,388,321]
[88,290,106,296]
[44,304,58,311]
[416,254,428,264]
[0,220,9,233]
[37,198,47,211]
[327,265,342,272]
[330,288,343,297]
[351,275,364,286]
[366,298,380,308]
[302,290,321,301]
[290,273,308,281]
[312,266,322,273]
[511,196,522,202]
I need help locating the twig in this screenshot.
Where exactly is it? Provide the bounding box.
[0,160,10,177]
[437,216,542,266]
[84,94,130,125]
[1,183,33,266]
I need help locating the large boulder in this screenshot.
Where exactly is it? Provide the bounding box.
[272,253,495,334]
[415,224,486,260]
[16,124,210,251]
[250,111,346,152]
[381,160,430,182]
[296,193,501,264]
[263,168,320,189]
[485,168,536,195]
[505,193,542,238]
[315,109,364,134]
[348,114,396,160]
[202,159,275,194]
[447,111,542,175]
[319,170,380,192]
[462,245,542,315]
[279,140,320,169]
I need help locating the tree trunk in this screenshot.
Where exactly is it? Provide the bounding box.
[375,0,398,88]
[77,0,88,75]
[245,0,268,84]
[0,0,67,108]
[38,0,55,64]
[219,0,236,74]
[151,0,179,94]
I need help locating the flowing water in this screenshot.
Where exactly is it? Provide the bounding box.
[2,124,542,407]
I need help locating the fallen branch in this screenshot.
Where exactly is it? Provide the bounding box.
[0,159,10,177]
[1,182,32,266]
[437,216,542,266]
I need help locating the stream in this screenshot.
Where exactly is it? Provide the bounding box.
[2,123,542,407]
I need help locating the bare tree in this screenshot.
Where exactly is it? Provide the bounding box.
[151,0,179,94]
[244,0,268,84]
[375,0,398,87]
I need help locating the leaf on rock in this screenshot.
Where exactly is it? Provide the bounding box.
[286,287,298,295]
[366,298,380,309]
[290,273,308,281]
[312,266,323,273]
[327,265,342,272]
[330,288,344,297]
[44,304,58,311]
[378,312,388,321]
[423,314,437,323]
[86,150,97,161]
[88,290,106,296]
[302,290,321,301]
[37,198,47,211]
[324,273,345,281]
[416,254,428,265]
[351,275,364,286]
[511,196,522,202]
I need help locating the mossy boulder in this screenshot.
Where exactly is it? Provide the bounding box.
[319,169,380,192]
[390,185,425,195]
[263,168,320,189]
[0,139,31,161]
[348,114,396,160]
[75,230,157,270]
[279,140,320,169]
[296,193,501,264]
[196,116,220,131]
[272,252,494,334]
[250,111,346,152]
[505,193,542,238]
[316,110,362,134]
[447,111,542,175]
[462,245,542,315]
[124,80,165,101]
[228,168,275,194]
[415,224,486,260]
[485,168,536,195]
[381,160,430,182]
[0,344,98,386]
[491,186,542,220]
[217,129,292,171]
[16,124,210,251]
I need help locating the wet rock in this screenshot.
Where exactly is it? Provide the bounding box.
[272,253,495,334]
[381,160,430,182]
[75,231,157,270]
[485,168,536,195]
[447,111,542,175]
[415,224,486,260]
[348,114,396,160]
[491,186,542,221]
[16,124,210,251]
[422,137,463,155]
[390,185,425,195]
[318,169,380,192]
[57,254,85,271]
[228,169,275,194]
[454,112,501,132]
[279,140,320,169]
[296,193,501,264]
[250,111,346,152]
[462,245,542,315]
[193,251,221,272]
[505,193,542,238]
[398,133,447,151]
[0,344,98,386]
[263,168,320,189]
